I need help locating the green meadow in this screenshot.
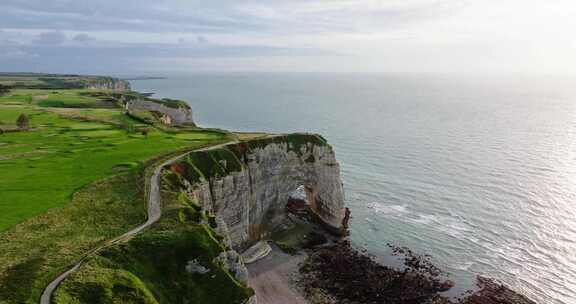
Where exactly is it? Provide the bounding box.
[0,98,225,231]
[0,85,241,302]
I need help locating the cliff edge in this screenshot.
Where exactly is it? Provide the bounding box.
[166,133,346,251]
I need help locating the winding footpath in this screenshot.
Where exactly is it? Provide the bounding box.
[40,140,238,304]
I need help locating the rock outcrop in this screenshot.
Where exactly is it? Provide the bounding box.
[166,134,345,251]
[85,77,131,91]
[125,99,194,126]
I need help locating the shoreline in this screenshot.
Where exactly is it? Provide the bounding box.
[246,244,309,304]
[242,214,537,304]
[266,240,539,304]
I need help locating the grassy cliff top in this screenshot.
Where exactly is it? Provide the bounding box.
[0,72,128,88]
[0,77,227,232]
[0,73,195,112]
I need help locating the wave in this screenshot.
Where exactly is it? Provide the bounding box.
[368,201,475,240]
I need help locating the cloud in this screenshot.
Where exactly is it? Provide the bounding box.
[0,1,466,74]
[177,36,210,45]
[0,1,264,33]
[0,37,334,74]
[9,41,331,59]
[0,0,452,34]
[0,48,28,58]
[72,33,94,42]
[196,36,208,44]
[35,31,66,45]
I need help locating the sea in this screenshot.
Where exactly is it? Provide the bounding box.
[131,73,576,304]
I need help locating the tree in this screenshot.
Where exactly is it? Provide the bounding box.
[0,85,9,96]
[16,114,29,130]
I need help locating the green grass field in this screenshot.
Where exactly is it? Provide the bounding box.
[0,88,115,109]
[0,103,227,231]
[0,85,240,303]
[0,172,149,303]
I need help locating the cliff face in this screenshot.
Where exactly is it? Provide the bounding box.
[85,77,131,91]
[126,99,195,126]
[167,134,345,250]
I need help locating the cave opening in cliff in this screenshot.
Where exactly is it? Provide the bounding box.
[286,185,311,215]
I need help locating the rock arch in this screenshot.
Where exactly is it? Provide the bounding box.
[173,134,346,250]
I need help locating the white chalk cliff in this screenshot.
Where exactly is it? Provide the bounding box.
[125,99,194,126]
[167,135,345,251]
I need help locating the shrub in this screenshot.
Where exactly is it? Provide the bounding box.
[0,84,10,96]
[16,114,29,130]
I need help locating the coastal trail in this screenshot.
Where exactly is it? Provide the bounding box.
[40,140,239,304]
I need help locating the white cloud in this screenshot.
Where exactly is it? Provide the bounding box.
[72,33,94,42]
[35,31,66,45]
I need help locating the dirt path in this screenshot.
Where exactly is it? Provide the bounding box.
[40,140,238,304]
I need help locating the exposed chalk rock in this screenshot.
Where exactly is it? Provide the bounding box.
[185,259,210,274]
[164,134,345,290]
[126,99,194,126]
[86,77,131,91]
[215,250,250,283]
[183,135,346,251]
[241,241,272,264]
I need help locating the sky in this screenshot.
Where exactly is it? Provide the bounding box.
[1,0,575,75]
